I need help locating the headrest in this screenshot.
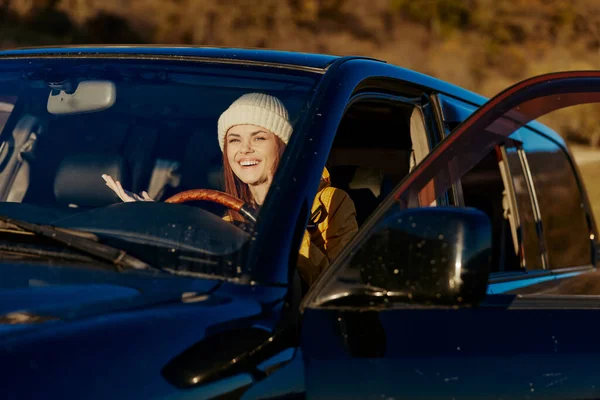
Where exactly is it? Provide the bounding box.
[54,154,131,207]
[348,167,383,198]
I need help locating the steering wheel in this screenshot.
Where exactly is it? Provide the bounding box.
[164,189,257,223]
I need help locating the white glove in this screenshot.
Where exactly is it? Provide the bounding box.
[102,174,154,202]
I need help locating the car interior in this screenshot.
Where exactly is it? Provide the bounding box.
[326,98,426,226]
[327,94,524,271]
[0,108,225,215]
[0,75,311,225]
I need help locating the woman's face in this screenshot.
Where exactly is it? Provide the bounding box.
[225,124,280,187]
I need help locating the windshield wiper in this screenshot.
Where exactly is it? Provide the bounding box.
[0,215,152,272]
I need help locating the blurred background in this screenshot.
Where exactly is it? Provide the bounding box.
[2,0,600,213]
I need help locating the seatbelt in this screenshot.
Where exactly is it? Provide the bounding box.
[306,184,335,232]
[306,204,326,231]
[6,132,38,202]
[2,114,39,202]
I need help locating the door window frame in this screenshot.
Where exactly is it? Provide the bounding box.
[434,94,554,273]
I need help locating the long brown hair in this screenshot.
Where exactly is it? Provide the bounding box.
[223,135,287,222]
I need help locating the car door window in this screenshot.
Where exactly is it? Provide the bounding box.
[326,95,433,226]
[436,94,546,272]
[521,131,592,269]
[457,139,545,273]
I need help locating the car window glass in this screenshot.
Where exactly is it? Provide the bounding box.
[456,140,545,273]
[0,58,321,283]
[438,95,537,226]
[522,132,592,269]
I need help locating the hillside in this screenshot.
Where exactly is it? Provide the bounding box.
[2,0,600,142]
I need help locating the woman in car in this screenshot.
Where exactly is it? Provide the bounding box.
[103,93,358,286]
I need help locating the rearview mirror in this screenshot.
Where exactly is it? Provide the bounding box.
[348,206,491,306]
[47,80,116,115]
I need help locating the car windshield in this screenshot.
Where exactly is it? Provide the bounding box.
[0,57,321,282]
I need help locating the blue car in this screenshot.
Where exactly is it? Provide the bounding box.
[0,46,599,399]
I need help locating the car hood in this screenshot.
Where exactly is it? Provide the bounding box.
[0,260,285,398]
[0,260,223,335]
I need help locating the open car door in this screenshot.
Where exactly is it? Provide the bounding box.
[299,71,600,399]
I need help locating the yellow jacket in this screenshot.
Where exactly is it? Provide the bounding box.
[224,169,358,286]
[296,168,359,286]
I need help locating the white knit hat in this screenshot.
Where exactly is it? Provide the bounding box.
[217,93,293,151]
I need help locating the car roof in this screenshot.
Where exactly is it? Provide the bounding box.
[0,45,566,146]
[0,45,342,71]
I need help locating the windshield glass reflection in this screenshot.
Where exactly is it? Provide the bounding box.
[0,58,320,281]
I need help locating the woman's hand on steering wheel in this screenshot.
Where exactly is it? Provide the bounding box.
[101,175,256,225]
[102,174,154,203]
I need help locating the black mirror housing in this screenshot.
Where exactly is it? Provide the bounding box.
[354,206,492,306]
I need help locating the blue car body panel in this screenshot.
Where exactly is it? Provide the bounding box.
[301,306,600,399]
[0,261,288,399]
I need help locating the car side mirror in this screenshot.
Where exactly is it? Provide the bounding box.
[350,206,491,306]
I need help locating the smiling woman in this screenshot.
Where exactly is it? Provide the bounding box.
[223,124,285,208]
[218,93,359,285]
[219,92,290,218]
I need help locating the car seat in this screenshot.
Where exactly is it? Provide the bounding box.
[328,165,383,226]
[53,153,131,208]
[20,113,135,205]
